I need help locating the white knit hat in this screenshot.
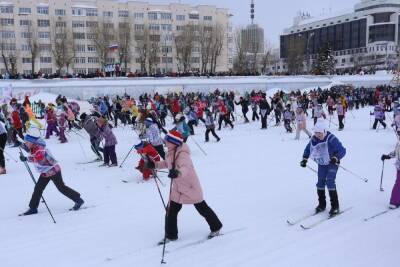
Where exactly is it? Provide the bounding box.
[313,119,328,133]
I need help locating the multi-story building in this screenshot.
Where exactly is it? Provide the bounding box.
[0,0,233,76]
[241,24,264,54]
[279,0,400,74]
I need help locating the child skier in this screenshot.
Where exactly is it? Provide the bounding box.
[20,135,84,215]
[300,120,346,215]
[283,105,295,133]
[134,141,161,181]
[205,109,220,142]
[295,107,312,140]
[97,117,118,167]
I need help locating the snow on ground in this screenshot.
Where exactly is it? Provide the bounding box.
[0,99,399,267]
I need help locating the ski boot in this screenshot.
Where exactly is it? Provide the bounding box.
[329,190,340,216]
[208,230,221,239]
[315,189,326,213]
[157,237,178,246]
[72,198,85,211]
[22,208,38,216]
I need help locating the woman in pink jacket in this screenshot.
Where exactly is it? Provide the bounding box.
[295,107,312,140]
[150,130,222,244]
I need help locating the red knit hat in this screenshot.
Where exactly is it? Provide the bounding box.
[165,130,184,146]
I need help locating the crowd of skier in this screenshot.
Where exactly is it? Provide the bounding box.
[1,83,400,241]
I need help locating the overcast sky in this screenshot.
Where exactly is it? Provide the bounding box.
[148,0,360,47]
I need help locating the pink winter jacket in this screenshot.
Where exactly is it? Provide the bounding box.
[155,143,204,204]
[296,112,307,130]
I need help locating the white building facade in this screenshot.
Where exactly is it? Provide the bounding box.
[0,0,233,76]
[279,0,400,74]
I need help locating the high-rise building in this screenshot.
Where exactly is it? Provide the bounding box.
[279,0,400,74]
[0,0,233,76]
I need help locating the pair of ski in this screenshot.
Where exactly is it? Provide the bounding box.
[18,205,97,217]
[287,207,353,230]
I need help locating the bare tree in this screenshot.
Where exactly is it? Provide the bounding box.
[117,20,132,73]
[135,25,149,74]
[51,17,75,75]
[260,41,273,74]
[174,24,196,73]
[88,19,115,71]
[0,23,18,76]
[148,31,160,75]
[199,23,213,74]
[27,23,39,75]
[209,23,225,74]
[233,27,247,74]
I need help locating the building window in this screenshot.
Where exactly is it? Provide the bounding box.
[21,44,30,51]
[189,13,199,20]
[38,31,50,39]
[341,58,346,63]
[20,20,31,26]
[37,19,50,27]
[73,32,85,39]
[0,30,15,38]
[40,68,53,74]
[104,23,114,29]
[37,6,49,15]
[72,8,84,16]
[148,12,158,20]
[87,45,96,52]
[369,24,395,43]
[134,12,144,19]
[21,32,32,38]
[74,44,86,52]
[106,58,115,64]
[74,68,87,74]
[191,57,200,63]
[22,58,32,63]
[0,18,14,26]
[160,13,172,20]
[119,10,129,17]
[149,24,160,31]
[135,24,144,31]
[55,9,66,16]
[88,57,99,63]
[86,21,98,28]
[162,57,173,63]
[86,33,97,39]
[74,57,86,64]
[162,46,172,53]
[176,15,185,21]
[86,8,97,16]
[1,5,13,14]
[19,7,31,14]
[56,21,66,27]
[39,44,52,52]
[176,25,184,31]
[203,16,212,21]
[103,11,113,17]
[40,57,52,63]
[161,24,172,31]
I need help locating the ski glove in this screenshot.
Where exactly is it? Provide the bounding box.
[19,154,27,162]
[300,158,307,168]
[330,156,339,165]
[168,169,179,179]
[381,154,391,161]
[145,160,155,169]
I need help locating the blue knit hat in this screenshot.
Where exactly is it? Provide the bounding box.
[24,134,46,147]
[165,130,183,146]
[134,141,144,150]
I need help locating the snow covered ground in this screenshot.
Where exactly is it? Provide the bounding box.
[0,96,399,267]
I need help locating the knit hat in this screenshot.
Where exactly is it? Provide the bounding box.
[165,130,184,146]
[134,141,144,150]
[145,117,154,126]
[313,119,328,133]
[24,134,46,147]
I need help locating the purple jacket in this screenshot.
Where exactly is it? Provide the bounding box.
[374,105,385,120]
[99,124,117,147]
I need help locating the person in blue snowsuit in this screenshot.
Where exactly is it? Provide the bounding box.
[300,120,346,215]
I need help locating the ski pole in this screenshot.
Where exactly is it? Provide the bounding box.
[161,172,173,265]
[190,137,207,156]
[307,165,318,174]
[119,144,135,168]
[380,161,385,192]
[152,170,167,210]
[18,147,56,224]
[338,164,368,183]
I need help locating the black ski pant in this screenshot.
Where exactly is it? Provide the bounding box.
[373,119,386,129]
[252,111,259,121]
[154,144,165,160]
[284,119,292,132]
[29,172,81,209]
[90,137,103,158]
[338,115,345,130]
[0,133,6,168]
[205,127,219,141]
[275,112,281,125]
[218,115,233,130]
[166,200,222,239]
[242,110,249,122]
[187,120,196,135]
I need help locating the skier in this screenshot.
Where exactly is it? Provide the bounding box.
[134,141,161,181]
[283,105,294,133]
[312,104,326,125]
[336,102,345,131]
[259,94,271,129]
[144,117,165,160]
[0,118,7,174]
[235,97,250,123]
[371,102,387,130]
[20,135,84,215]
[80,113,103,161]
[147,130,223,243]
[97,117,118,167]
[205,109,220,142]
[381,141,400,209]
[300,120,346,215]
[295,107,312,140]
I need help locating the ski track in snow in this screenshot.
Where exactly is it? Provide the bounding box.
[0,94,399,267]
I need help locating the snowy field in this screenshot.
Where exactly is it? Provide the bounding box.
[0,95,399,267]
